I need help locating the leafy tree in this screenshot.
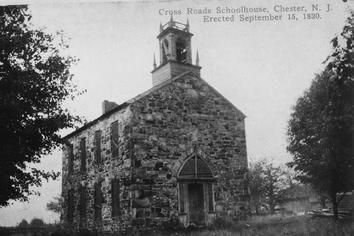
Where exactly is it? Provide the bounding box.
[262,161,287,214]
[248,160,265,215]
[18,219,29,228]
[46,195,63,215]
[30,218,44,227]
[248,159,289,215]
[0,6,83,206]
[287,11,354,219]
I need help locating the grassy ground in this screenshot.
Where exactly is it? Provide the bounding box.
[3,215,352,235]
[144,215,354,236]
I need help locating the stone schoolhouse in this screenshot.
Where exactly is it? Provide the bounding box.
[61,18,248,233]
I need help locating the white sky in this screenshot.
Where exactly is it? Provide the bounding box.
[0,0,351,226]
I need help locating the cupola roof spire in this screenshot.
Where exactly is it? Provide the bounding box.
[169,15,174,27]
[151,19,201,87]
[186,18,190,32]
[153,53,157,69]
[196,50,200,66]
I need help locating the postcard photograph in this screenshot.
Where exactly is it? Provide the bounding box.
[0,0,353,235]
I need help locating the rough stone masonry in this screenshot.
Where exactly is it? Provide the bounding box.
[61,18,249,234]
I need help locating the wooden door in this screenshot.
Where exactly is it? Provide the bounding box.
[188,183,204,224]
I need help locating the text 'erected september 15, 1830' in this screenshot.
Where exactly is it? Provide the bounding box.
[158,3,333,23]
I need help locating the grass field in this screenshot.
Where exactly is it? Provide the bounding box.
[144,215,354,236]
[2,215,353,235]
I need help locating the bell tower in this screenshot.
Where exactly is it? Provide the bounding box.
[152,17,201,86]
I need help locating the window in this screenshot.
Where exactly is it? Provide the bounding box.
[80,138,86,173]
[94,181,102,221]
[176,38,187,63]
[162,39,169,63]
[79,186,87,219]
[110,121,119,157]
[111,178,120,217]
[67,144,74,174]
[94,130,102,164]
[67,189,74,224]
[178,155,213,179]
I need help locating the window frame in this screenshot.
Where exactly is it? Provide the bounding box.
[67,143,74,175]
[94,181,103,221]
[67,189,74,224]
[94,130,102,164]
[110,121,119,158]
[111,178,121,217]
[80,137,86,173]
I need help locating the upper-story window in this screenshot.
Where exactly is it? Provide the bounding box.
[67,143,74,174]
[111,121,119,157]
[94,130,102,164]
[176,38,187,63]
[80,137,86,173]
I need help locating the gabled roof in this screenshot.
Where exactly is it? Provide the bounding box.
[63,71,245,140]
[128,70,246,117]
[62,102,129,140]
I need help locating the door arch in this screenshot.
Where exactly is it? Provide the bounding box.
[177,155,215,226]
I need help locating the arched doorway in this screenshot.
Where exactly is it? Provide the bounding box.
[177,155,215,226]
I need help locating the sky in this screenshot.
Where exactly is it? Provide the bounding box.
[0,0,352,226]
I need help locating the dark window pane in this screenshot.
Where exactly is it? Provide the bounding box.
[111,179,120,217]
[68,144,74,174]
[80,138,86,173]
[94,181,102,221]
[94,130,102,164]
[111,121,119,157]
[176,39,187,63]
[79,186,87,220]
[67,189,74,224]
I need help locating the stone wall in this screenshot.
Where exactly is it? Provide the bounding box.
[61,73,248,233]
[62,106,134,233]
[129,73,248,228]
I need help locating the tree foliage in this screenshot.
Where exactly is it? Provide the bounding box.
[29,218,44,227]
[46,195,63,215]
[0,6,83,206]
[287,11,354,219]
[18,219,29,228]
[248,160,264,215]
[248,159,290,214]
[262,161,288,214]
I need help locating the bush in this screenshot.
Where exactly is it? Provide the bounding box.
[30,218,45,227]
[18,219,29,228]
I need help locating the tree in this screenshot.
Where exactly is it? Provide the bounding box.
[248,160,265,215]
[18,219,29,228]
[262,162,287,214]
[287,11,354,219]
[46,195,63,215]
[248,159,289,215]
[0,6,83,206]
[30,218,44,227]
